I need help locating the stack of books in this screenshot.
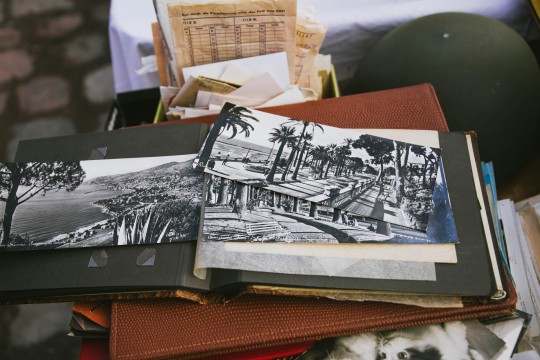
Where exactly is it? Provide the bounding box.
[1,83,534,359]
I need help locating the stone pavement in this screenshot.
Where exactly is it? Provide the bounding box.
[203,203,391,244]
[0,0,113,162]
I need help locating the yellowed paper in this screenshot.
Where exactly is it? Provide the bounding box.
[183,51,290,89]
[249,286,464,308]
[294,18,327,91]
[517,205,540,280]
[152,22,170,86]
[170,76,237,107]
[166,107,220,120]
[168,0,297,85]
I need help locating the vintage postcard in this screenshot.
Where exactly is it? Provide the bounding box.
[195,103,442,231]
[0,155,202,250]
[202,160,457,245]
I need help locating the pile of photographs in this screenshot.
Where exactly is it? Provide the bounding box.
[1,103,533,358]
[191,103,461,280]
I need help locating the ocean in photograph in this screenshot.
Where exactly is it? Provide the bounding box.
[0,184,128,243]
[1,154,202,250]
[212,138,278,163]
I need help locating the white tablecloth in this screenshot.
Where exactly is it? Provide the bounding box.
[109,0,539,93]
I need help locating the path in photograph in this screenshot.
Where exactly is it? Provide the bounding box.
[204,202,390,244]
[210,158,403,221]
[202,175,456,245]
[197,104,443,231]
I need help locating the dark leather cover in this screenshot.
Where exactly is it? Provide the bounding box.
[0,124,211,301]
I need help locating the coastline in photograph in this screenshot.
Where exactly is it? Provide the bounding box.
[0,155,202,251]
[195,103,442,231]
[202,161,457,245]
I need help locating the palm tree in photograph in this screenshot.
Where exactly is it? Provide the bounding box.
[333,144,352,177]
[291,132,313,180]
[289,121,324,179]
[283,119,324,149]
[322,144,338,178]
[281,134,300,181]
[388,141,405,204]
[307,145,326,170]
[266,125,296,183]
[198,104,259,167]
[337,138,354,176]
[352,135,394,183]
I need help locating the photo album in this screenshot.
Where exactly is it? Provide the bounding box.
[0,100,507,303]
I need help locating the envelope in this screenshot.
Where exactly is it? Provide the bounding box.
[183,52,290,90]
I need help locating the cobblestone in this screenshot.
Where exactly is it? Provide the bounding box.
[0,50,33,84]
[36,13,82,38]
[17,76,70,114]
[84,65,115,104]
[0,28,21,50]
[7,116,77,161]
[64,33,105,64]
[0,0,112,163]
[12,0,74,18]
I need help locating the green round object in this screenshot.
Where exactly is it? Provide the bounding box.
[346,12,540,183]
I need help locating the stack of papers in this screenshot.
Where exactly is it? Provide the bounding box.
[160,52,314,120]
[150,0,331,120]
[498,195,540,348]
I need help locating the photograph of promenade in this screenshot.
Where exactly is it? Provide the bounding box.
[0,154,202,250]
[196,104,443,231]
[202,169,457,244]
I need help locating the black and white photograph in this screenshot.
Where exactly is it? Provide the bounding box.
[297,319,514,360]
[0,155,202,250]
[196,103,443,231]
[202,161,457,245]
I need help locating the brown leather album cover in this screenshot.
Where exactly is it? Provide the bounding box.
[156,83,450,131]
[109,271,516,360]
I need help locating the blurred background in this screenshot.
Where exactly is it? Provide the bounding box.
[0,1,111,358]
[0,0,539,358]
[0,0,113,163]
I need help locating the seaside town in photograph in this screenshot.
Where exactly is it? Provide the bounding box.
[0,155,202,250]
[196,104,443,231]
[201,165,458,245]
